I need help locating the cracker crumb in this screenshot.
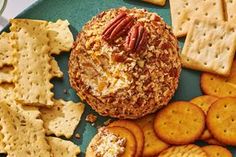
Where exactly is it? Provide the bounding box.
[63,89,68,94]
[75,133,80,139]
[86,114,97,123]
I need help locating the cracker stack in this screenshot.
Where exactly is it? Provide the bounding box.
[169,0,224,37]
[181,19,236,76]
[170,0,236,75]
[0,19,84,156]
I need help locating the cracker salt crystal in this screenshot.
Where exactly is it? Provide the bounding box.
[0,101,51,157]
[10,19,54,106]
[169,0,224,37]
[47,19,74,54]
[181,18,236,76]
[225,0,236,22]
[40,100,84,138]
[47,137,80,157]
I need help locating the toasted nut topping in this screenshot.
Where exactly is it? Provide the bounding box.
[125,23,148,52]
[102,12,134,42]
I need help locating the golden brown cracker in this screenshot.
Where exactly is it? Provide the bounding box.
[142,0,166,6]
[190,95,218,114]
[159,144,208,157]
[154,101,205,145]
[109,120,144,157]
[181,19,236,76]
[202,145,232,157]
[107,126,137,157]
[135,113,155,128]
[40,100,84,138]
[207,97,236,146]
[169,0,224,37]
[190,95,218,140]
[201,60,236,97]
[136,114,169,156]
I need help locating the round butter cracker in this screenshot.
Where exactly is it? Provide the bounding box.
[109,120,144,157]
[158,144,208,157]
[207,97,236,146]
[202,145,232,157]
[190,95,218,140]
[154,101,205,145]
[136,114,169,156]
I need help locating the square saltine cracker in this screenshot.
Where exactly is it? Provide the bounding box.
[169,0,225,37]
[181,18,236,76]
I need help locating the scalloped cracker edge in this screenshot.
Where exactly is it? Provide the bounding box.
[47,19,74,54]
[0,101,51,157]
[169,0,224,37]
[40,100,85,138]
[10,19,55,106]
[47,137,80,157]
[0,32,17,68]
[181,18,236,76]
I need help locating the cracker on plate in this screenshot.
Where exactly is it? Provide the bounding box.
[202,145,232,157]
[201,60,236,97]
[169,0,224,37]
[142,0,166,6]
[207,97,236,146]
[154,101,205,145]
[190,95,218,140]
[40,100,84,138]
[49,57,63,78]
[159,144,208,157]
[47,19,74,54]
[181,18,236,76]
[136,114,169,156]
[47,137,80,157]
[0,101,51,157]
[10,19,54,106]
[109,120,144,157]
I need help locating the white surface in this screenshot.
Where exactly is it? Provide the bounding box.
[0,0,37,31]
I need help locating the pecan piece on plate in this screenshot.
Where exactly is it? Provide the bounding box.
[102,12,134,41]
[125,23,148,52]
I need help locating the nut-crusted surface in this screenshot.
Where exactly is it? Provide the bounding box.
[69,7,181,119]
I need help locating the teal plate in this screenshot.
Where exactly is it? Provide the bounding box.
[1,0,236,156]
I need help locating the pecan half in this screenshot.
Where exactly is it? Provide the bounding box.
[125,23,148,52]
[102,12,134,41]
